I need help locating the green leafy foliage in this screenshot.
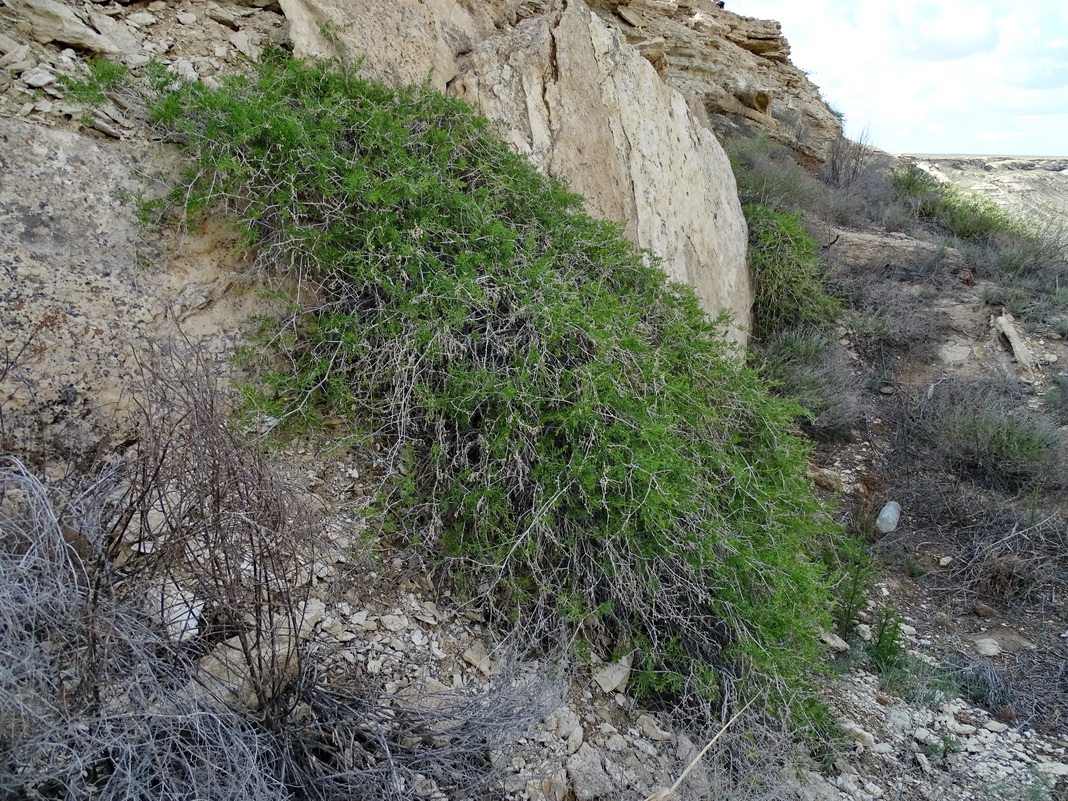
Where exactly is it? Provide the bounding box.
[146,50,841,720]
[744,203,841,339]
[59,57,128,106]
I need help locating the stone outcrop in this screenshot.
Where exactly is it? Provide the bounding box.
[822,228,967,276]
[0,116,271,463]
[585,0,844,163]
[448,1,749,335]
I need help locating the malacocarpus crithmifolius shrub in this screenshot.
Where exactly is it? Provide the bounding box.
[148,49,839,722]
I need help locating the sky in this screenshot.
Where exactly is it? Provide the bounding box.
[734,1,1068,156]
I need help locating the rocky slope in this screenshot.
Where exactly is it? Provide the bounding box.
[4,0,1068,799]
[904,155,1068,222]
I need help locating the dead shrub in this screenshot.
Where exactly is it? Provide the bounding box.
[757,326,864,441]
[821,129,877,191]
[1,344,560,799]
[975,554,1032,602]
[907,379,1061,493]
[107,344,323,717]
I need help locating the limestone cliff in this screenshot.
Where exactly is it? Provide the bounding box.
[585,0,844,164]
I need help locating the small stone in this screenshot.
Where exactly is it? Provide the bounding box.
[206,4,240,29]
[871,742,894,754]
[229,30,261,60]
[567,745,616,800]
[177,12,197,23]
[89,116,121,137]
[412,601,440,625]
[379,614,408,632]
[592,655,631,694]
[637,714,672,742]
[567,725,584,755]
[938,556,952,567]
[125,11,158,26]
[939,343,972,363]
[915,752,933,774]
[913,727,938,746]
[172,57,198,81]
[984,720,1010,733]
[463,640,494,676]
[21,66,55,87]
[411,630,427,646]
[856,623,873,641]
[819,629,850,652]
[807,466,843,492]
[945,718,976,735]
[841,719,875,747]
[974,638,1002,657]
[879,383,896,395]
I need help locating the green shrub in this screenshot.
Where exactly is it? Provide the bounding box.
[146,50,841,720]
[60,56,128,106]
[866,604,908,679]
[893,165,1017,244]
[744,204,841,339]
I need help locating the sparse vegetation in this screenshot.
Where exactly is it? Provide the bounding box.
[59,56,129,106]
[756,326,861,441]
[906,379,1061,493]
[891,164,1068,328]
[0,349,557,800]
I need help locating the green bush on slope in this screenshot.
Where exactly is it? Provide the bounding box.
[146,50,837,718]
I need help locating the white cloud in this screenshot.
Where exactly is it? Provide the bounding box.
[733,0,1068,155]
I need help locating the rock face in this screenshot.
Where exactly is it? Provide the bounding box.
[585,0,844,163]
[0,117,270,463]
[449,1,749,336]
[276,0,752,339]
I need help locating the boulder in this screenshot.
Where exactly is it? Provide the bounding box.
[3,0,121,53]
[453,1,750,338]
